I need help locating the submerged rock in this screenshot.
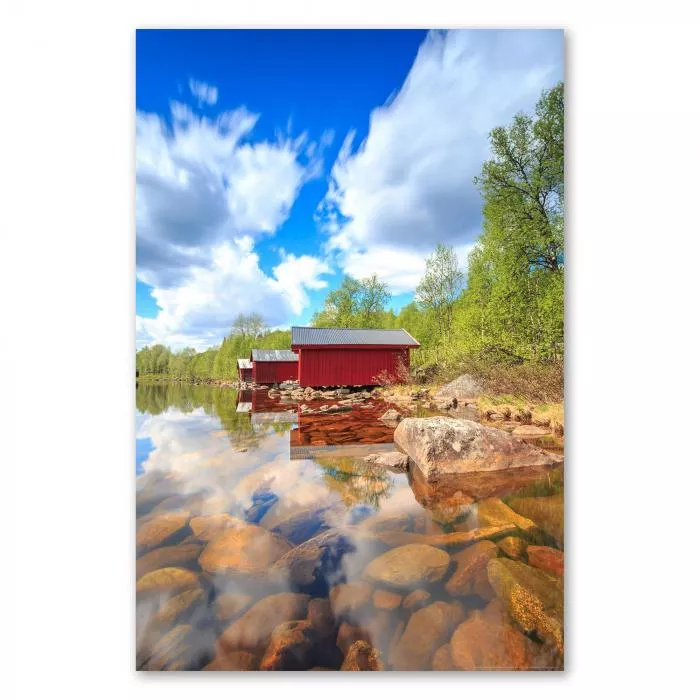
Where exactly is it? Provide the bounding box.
[152,587,206,627]
[376,524,516,550]
[336,622,370,654]
[487,558,564,654]
[445,540,499,597]
[497,536,528,560]
[507,494,564,547]
[189,514,243,541]
[141,624,193,670]
[307,597,335,638]
[373,589,403,610]
[269,508,332,546]
[198,524,292,576]
[402,589,431,611]
[432,644,458,671]
[462,498,537,534]
[136,513,190,551]
[203,650,258,671]
[215,592,254,623]
[341,640,385,671]
[364,451,409,472]
[136,543,202,580]
[390,601,464,670]
[364,544,450,589]
[272,530,354,589]
[330,581,373,617]
[136,567,199,597]
[450,600,539,670]
[395,417,562,485]
[219,592,310,653]
[527,545,564,578]
[259,620,319,671]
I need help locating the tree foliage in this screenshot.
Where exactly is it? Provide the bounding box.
[311,274,390,328]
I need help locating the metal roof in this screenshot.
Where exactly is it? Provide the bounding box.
[237,358,253,369]
[291,327,420,347]
[251,349,299,362]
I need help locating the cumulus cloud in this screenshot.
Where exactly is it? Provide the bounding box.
[137,101,325,289]
[318,28,564,293]
[188,78,218,106]
[136,238,330,350]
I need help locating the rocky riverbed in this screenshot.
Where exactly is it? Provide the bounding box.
[136,381,564,671]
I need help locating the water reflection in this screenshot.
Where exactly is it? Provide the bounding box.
[136,382,564,671]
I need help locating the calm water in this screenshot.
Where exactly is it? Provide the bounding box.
[135,382,564,671]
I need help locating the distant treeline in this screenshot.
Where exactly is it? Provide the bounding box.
[137,83,564,382]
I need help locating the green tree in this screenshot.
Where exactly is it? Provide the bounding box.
[461,82,564,361]
[415,243,465,356]
[356,274,390,328]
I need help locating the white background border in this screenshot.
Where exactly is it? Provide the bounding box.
[3,1,700,698]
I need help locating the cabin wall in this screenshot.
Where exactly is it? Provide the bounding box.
[253,360,298,384]
[297,347,410,387]
[238,367,253,382]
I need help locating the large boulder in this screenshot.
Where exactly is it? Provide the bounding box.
[218,592,310,653]
[434,374,483,401]
[395,417,563,485]
[487,558,564,654]
[364,544,449,589]
[390,601,464,670]
[198,524,292,576]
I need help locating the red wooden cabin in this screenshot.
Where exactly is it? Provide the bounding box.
[237,358,253,382]
[291,327,420,387]
[250,349,299,384]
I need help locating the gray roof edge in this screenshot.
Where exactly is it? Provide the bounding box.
[291,326,420,346]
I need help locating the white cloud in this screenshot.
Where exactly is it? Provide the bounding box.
[137,102,325,289]
[136,238,330,350]
[318,29,563,293]
[340,243,476,295]
[188,78,218,106]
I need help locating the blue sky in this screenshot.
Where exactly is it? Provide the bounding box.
[136,29,563,350]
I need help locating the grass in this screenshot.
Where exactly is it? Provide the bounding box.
[476,395,564,433]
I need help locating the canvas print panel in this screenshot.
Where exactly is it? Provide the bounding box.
[135,28,565,671]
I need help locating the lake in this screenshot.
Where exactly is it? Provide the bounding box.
[135,381,564,671]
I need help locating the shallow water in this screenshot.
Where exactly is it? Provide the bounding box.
[135,382,564,671]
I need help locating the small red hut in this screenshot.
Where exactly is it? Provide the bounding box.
[250,349,299,384]
[237,358,253,382]
[291,327,420,387]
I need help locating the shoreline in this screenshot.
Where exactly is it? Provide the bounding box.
[136,374,564,441]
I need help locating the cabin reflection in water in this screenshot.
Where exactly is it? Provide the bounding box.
[235,389,398,459]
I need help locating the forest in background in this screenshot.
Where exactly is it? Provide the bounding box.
[137,84,564,395]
